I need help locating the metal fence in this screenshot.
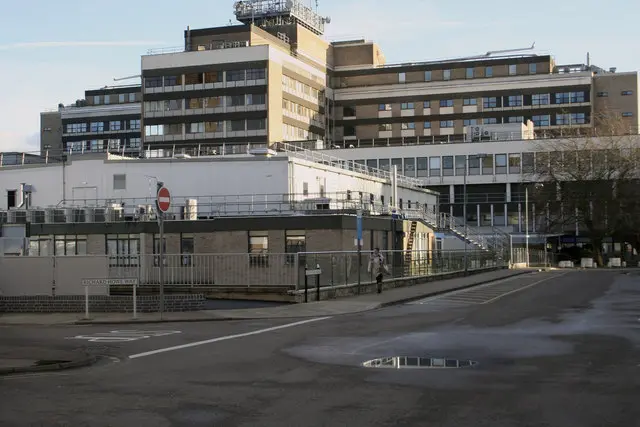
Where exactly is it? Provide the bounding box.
[511,248,557,267]
[299,249,505,291]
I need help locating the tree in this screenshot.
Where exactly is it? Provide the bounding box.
[528,117,640,265]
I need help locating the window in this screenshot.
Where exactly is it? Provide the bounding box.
[104,95,111,105]
[442,156,454,176]
[466,67,474,79]
[556,113,587,125]
[509,153,521,174]
[226,70,245,82]
[93,95,101,105]
[463,98,477,106]
[483,97,498,108]
[378,103,392,111]
[118,94,125,103]
[483,118,498,124]
[228,95,245,106]
[205,121,223,132]
[128,93,136,102]
[180,234,194,266]
[401,122,415,130]
[485,67,493,77]
[508,116,524,123]
[423,121,431,129]
[424,71,432,81]
[366,159,378,169]
[285,231,305,264]
[532,115,550,127]
[443,69,451,80]
[145,77,162,88]
[403,157,415,176]
[398,72,406,83]
[90,122,104,132]
[127,137,141,149]
[249,231,269,267]
[66,123,87,133]
[344,125,355,137]
[439,99,454,108]
[246,68,265,80]
[165,99,182,111]
[129,119,141,130]
[378,159,390,171]
[401,102,414,110]
[532,94,550,105]
[187,122,205,133]
[152,234,166,267]
[429,157,441,177]
[342,106,356,118]
[529,63,537,74]
[522,152,534,173]
[455,155,466,176]
[302,182,309,196]
[113,174,126,190]
[90,140,105,152]
[107,234,139,267]
[481,155,493,175]
[622,112,634,117]
[423,101,430,109]
[416,157,428,177]
[440,120,454,128]
[506,95,522,107]
[495,154,507,174]
[509,64,517,75]
[463,119,478,126]
[621,90,633,96]
[109,121,121,131]
[28,236,52,256]
[378,123,392,131]
[54,235,87,256]
[227,120,245,132]
[164,75,181,86]
[555,92,585,104]
[247,118,266,130]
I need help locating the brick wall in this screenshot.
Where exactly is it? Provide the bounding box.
[0,294,205,313]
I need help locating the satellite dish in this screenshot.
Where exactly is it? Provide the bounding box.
[324,16,331,23]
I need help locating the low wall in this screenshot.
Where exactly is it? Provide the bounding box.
[0,294,205,313]
[291,266,507,303]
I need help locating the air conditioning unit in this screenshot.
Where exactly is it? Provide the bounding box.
[108,204,124,222]
[29,209,46,224]
[91,207,107,223]
[7,210,26,224]
[44,207,66,223]
[183,199,198,220]
[70,208,86,223]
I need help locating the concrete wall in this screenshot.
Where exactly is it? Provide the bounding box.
[0,256,109,296]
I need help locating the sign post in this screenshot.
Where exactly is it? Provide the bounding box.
[356,210,363,295]
[156,183,171,319]
[304,264,322,302]
[81,278,139,320]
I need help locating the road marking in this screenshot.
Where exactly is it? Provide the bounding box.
[480,273,569,304]
[66,330,181,343]
[128,317,332,359]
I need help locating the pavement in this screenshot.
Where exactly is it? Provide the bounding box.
[0,268,530,326]
[1,270,639,426]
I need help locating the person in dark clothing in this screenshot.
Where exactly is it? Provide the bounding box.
[368,248,386,293]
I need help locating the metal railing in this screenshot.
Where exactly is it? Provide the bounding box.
[275,142,428,191]
[300,249,506,292]
[109,253,299,288]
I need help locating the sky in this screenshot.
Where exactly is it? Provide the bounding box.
[1,0,638,153]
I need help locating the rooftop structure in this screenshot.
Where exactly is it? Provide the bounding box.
[233,0,330,36]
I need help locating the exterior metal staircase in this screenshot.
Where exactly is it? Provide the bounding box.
[402,209,510,258]
[403,221,418,275]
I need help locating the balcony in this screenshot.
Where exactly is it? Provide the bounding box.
[143,79,266,94]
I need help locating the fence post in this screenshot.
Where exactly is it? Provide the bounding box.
[304,265,309,303]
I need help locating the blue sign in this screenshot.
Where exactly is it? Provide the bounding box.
[356,211,363,241]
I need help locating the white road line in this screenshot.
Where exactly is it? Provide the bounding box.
[481,273,569,304]
[128,316,332,360]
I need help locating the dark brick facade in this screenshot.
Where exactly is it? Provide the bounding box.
[0,294,205,313]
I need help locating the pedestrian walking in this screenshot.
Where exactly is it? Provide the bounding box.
[368,248,387,293]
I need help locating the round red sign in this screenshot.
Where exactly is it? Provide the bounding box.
[157,186,171,213]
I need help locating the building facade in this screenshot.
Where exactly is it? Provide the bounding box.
[40,85,142,155]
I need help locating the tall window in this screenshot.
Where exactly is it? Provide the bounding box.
[153,234,167,267]
[466,67,474,79]
[285,230,306,264]
[485,67,493,77]
[181,234,194,266]
[509,64,517,75]
[129,119,141,130]
[529,63,537,74]
[249,231,269,267]
[423,101,430,109]
[398,72,406,83]
[107,234,139,266]
[443,69,451,80]
[424,71,432,81]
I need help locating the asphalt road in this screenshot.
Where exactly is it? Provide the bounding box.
[1,270,639,426]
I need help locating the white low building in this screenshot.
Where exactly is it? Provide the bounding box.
[0,149,438,220]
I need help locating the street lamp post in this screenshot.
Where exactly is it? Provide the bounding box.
[525,186,529,268]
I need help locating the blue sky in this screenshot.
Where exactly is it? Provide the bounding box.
[1,0,638,152]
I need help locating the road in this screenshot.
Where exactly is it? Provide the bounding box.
[1,270,639,426]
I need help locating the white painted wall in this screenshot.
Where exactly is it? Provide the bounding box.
[0,155,436,210]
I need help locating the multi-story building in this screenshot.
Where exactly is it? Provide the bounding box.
[40,85,142,155]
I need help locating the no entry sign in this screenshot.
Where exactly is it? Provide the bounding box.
[157,186,171,213]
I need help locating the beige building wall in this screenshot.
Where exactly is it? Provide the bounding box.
[593,72,639,132]
[295,25,331,69]
[267,59,284,143]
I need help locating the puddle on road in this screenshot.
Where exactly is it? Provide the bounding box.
[363,356,478,369]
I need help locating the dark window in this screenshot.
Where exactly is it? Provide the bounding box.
[439,99,454,107]
[246,68,265,80]
[180,234,194,266]
[285,230,306,264]
[107,234,139,267]
[249,231,269,267]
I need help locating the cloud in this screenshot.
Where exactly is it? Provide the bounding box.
[0,41,166,50]
[0,131,40,153]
